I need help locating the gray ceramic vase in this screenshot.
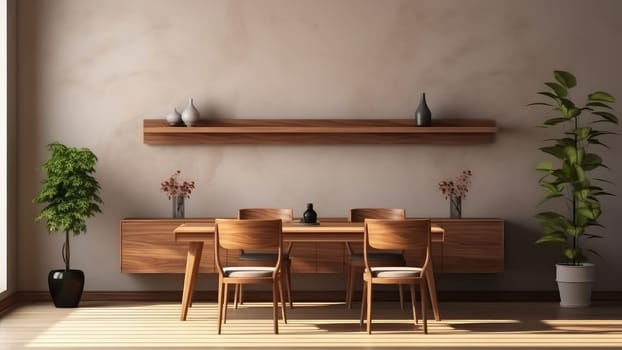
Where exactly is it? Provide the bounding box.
[415,92,432,126]
[166,108,182,126]
[181,98,200,127]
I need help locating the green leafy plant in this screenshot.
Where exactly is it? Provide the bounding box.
[33,142,103,271]
[531,70,618,265]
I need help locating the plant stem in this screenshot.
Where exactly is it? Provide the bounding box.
[64,230,70,271]
[572,113,578,265]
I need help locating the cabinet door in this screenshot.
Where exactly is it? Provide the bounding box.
[120,220,215,273]
[435,219,504,273]
[316,243,345,273]
[289,243,316,273]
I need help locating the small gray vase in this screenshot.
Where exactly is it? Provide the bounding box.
[166,108,182,126]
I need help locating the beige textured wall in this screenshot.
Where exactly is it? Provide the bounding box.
[16,0,622,292]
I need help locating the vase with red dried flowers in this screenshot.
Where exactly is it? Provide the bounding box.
[161,170,196,218]
[438,170,472,218]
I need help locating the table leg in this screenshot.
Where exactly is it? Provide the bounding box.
[180,241,204,321]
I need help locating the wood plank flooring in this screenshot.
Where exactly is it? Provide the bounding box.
[1,301,621,349]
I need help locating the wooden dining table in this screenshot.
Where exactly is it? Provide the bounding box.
[174,219,444,321]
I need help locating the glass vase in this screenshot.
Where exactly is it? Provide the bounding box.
[450,196,461,218]
[172,195,185,218]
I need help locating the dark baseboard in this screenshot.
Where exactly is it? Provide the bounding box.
[0,293,19,315]
[12,290,622,305]
[437,290,621,302]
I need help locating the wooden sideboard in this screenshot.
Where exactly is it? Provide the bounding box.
[120,218,504,274]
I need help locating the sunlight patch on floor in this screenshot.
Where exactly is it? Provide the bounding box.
[1,302,618,349]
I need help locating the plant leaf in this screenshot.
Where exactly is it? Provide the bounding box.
[586,249,602,259]
[577,207,596,220]
[545,82,567,97]
[573,127,591,141]
[543,117,568,126]
[585,234,604,239]
[528,102,553,107]
[573,164,586,182]
[587,138,609,149]
[563,146,578,165]
[538,193,564,205]
[536,233,567,244]
[536,211,567,221]
[589,130,619,138]
[582,153,603,171]
[592,111,619,124]
[593,178,614,185]
[538,91,561,101]
[554,70,577,88]
[592,191,615,197]
[586,101,613,109]
[540,145,566,159]
[564,248,585,264]
[536,161,553,172]
[588,91,615,103]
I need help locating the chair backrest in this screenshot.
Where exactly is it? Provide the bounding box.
[238,208,294,222]
[215,219,283,251]
[349,208,405,222]
[364,219,431,267]
[347,208,406,255]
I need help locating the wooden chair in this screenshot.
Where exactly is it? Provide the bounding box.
[359,219,432,334]
[236,208,294,309]
[346,208,406,309]
[214,219,287,334]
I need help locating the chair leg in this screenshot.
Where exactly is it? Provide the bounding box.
[347,265,357,309]
[272,280,279,334]
[217,281,224,335]
[234,284,240,309]
[420,280,428,334]
[284,262,294,309]
[366,280,373,334]
[348,266,363,309]
[222,283,230,324]
[234,284,243,306]
[278,273,287,324]
[359,281,367,327]
[426,269,441,321]
[410,284,418,324]
[399,284,405,310]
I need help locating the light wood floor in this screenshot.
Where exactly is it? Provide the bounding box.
[1,301,621,349]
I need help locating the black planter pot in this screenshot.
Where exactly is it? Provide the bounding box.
[48,269,85,308]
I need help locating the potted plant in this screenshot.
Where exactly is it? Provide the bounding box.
[531,70,618,307]
[32,142,103,307]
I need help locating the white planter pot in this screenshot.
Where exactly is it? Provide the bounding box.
[555,263,595,308]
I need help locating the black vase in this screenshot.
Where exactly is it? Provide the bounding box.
[415,92,432,126]
[302,203,317,223]
[48,269,85,308]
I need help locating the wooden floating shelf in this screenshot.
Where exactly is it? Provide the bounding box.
[143,118,497,145]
